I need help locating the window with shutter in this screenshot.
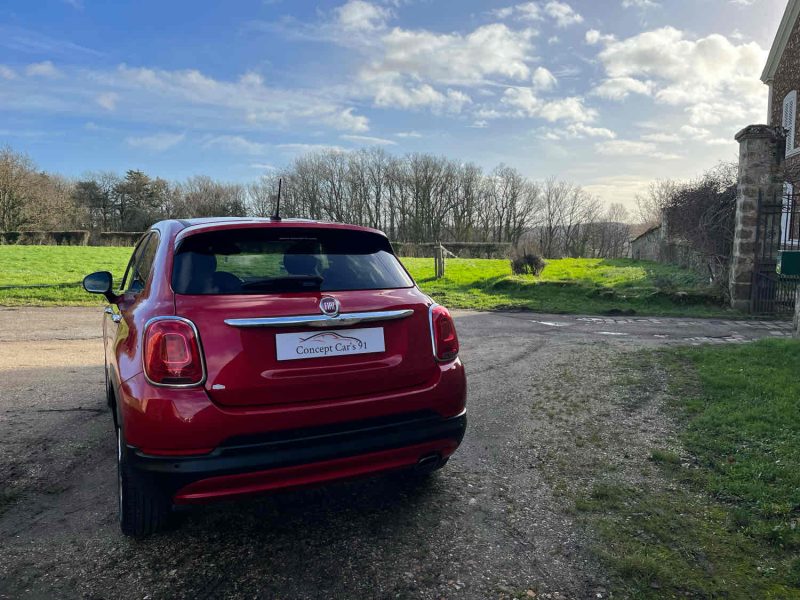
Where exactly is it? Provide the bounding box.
[784,91,797,156]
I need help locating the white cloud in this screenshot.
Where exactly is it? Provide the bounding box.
[395,131,422,138]
[592,77,653,100]
[249,163,276,170]
[641,132,681,143]
[126,132,185,152]
[501,87,541,115]
[532,66,557,91]
[327,107,369,132]
[84,64,370,132]
[585,29,615,45]
[538,123,616,140]
[341,134,397,145]
[491,2,542,21]
[365,24,535,86]
[372,80,471,112]
[544,1,583,27]
[568,123,616,138]
[621,0,658,8]
[95,92,118,111]
[0,65,16,79]
[202,135,268,155]
[470,120,489,128]
[539,97,596,123]
[584,175,653,212]
[679,125,711,138]
[595,139,681,159]
[25,61,59,77]
[502,88,596,123]
[335,0,391,32]
[704,137,734,146]
[593,26,767,128]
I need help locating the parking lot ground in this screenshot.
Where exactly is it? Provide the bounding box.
[0,307,792,600]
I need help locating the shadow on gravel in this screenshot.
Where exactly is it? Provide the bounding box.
[104,469,455,599]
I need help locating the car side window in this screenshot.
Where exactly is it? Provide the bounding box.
[120,232,159,294]
[133,233,159,292]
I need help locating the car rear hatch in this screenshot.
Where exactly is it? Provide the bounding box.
[171,224,436,407]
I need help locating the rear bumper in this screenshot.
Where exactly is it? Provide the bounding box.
[126,410,466,504]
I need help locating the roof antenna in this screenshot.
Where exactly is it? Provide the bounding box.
[271,178,282,222]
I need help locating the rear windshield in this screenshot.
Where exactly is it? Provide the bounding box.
[172,227,414,295]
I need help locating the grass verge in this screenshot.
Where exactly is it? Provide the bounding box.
[0,246,737,317]
[577,340,800,598]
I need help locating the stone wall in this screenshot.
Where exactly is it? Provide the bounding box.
[630,226,661,261]
[771,8,800,185]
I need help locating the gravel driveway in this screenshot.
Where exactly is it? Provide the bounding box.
[0,307,792,600]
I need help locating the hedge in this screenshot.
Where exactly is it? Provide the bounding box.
[0,231,90,246]
[97,232,144,246]
[392,241,511,259]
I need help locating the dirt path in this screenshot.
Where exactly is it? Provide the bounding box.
[0,307,792,600]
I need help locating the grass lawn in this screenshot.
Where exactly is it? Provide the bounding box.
[0,246,737,317]
[0,246,132,305]
[579,340,800,598]
[403,256,736,317]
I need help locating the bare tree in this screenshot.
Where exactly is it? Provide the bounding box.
[635,179,677,227]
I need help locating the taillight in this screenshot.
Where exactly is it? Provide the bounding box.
[143,318,205,386]
[430,304,459,362]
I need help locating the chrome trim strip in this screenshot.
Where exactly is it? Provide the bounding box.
[428,303,439,360]
[224,309,414,329]
[142,316,207,388]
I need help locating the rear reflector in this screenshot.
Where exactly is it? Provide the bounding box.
[429,304,459,362]
[143,317,205,386]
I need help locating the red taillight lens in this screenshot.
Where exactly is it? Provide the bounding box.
[430,305,459,362]
[143,319,204,386]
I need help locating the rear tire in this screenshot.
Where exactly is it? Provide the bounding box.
[117,429,170,537]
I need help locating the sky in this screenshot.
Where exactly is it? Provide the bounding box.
[0,0,791,212]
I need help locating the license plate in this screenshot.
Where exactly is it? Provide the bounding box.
[275,327,385,361]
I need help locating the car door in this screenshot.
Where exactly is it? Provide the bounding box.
[106,232,158,393]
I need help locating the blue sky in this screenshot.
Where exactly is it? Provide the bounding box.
[0,0,789,211]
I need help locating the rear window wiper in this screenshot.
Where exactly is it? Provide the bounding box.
[239,275,323,292]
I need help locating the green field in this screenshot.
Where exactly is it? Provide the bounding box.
[580,340,800,597]
[0,246,736,316]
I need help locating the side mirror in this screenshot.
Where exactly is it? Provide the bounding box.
[83,271,117,302]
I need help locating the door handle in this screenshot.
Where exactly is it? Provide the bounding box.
[111,314,122,323]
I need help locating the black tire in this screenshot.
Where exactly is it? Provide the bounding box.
[117,428,170,537]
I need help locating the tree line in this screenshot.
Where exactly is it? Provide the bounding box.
[0,145,632,258]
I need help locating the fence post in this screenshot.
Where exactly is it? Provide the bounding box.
[794,289,799,338]
[434,244,446,279]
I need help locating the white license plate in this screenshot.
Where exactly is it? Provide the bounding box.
[275,327,385,361]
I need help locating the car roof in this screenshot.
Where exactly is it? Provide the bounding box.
[156,217,388,243]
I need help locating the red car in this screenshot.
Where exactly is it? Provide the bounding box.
[83,218,467,536]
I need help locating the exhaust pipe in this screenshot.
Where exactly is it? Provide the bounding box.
[415,453,443,473]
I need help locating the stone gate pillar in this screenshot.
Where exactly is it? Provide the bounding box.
[794,291,799,337]
[729,125,785,311]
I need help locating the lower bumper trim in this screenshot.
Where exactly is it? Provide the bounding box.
[126,410,467,500]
